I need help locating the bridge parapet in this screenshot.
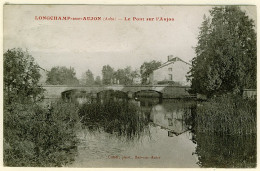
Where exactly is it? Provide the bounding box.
[42,84,192,99]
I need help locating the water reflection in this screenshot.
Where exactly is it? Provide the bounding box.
[70,94,199,167]
[194,133,256,168]
[67,91,256,168]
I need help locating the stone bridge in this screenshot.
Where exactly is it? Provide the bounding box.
[42,84,194,100]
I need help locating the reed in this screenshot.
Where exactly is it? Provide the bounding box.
[194,95,256,135]
[194,132,256,168]
[79,100,150,139]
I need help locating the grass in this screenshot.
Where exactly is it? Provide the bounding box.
[192,94,257,168]
[78,99,150,139]
[194,95,256,135]
[194,132,256,168]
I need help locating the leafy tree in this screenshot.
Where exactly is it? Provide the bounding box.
[4,48,43,103]
[95,76,102,85]
[46,66,79,85]
[81,69,95,85]
[102,65,114,85]
[114,66,140,85]
[114,69,125,84]
[188,6,256,96]
[140,60,161,84]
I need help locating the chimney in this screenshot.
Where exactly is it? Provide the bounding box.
[168,55,174,61]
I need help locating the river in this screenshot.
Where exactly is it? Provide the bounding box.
[67,97,256,168]
[67,98,197,167]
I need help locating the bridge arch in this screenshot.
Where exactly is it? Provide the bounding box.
[134,90,162,97]
[134,90,163,103]
[61,89,96,103]
[96,89,129,102]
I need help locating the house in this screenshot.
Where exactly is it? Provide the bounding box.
[149,55,191,86]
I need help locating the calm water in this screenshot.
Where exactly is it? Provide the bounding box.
[68,98,198,167]
[67,97,256,168]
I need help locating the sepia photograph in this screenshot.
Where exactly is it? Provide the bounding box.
[3,3,257,168]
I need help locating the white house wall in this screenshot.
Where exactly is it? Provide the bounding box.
[151,61,191,86]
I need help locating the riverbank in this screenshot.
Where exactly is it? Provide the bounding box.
[192,95,256,168]
[194,95,256,135]
[4,100,81,167]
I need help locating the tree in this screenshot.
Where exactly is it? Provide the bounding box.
[81,69,95,85]
[94,76,102,85]
[113,66,139,85]
[102,65,114,85]
[114,69,125,84]
[46,66,79,85]
[4,48,43,103]
[188,6,256,96]
[140,60,161,84]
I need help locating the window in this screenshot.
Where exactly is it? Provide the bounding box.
[168,74,173,80]
[168,68,172,71]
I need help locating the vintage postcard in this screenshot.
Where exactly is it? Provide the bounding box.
[2,1,258,169]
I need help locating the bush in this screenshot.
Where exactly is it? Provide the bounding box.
[4,100,80,167]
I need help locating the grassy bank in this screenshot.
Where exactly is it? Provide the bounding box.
[194,95,256,135]
[195,132,256,168]
[4,100,80,167]
[192,95,256,167]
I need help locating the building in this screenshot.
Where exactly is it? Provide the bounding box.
[149,55,191,86]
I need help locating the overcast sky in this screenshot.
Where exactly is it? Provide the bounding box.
[3,5,256,78]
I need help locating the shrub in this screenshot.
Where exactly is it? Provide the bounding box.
[4,100,80,167]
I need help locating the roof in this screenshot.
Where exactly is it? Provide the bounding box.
[154,57,191,71]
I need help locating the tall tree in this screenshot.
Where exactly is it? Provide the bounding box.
[114,69,125,84]
[46,66,79,85]
[94,76,102,85]
[140,60,161,84]
[4,48,43,103]
[188,6,256,96]
[81,69,95,85]
[102,65,114,85]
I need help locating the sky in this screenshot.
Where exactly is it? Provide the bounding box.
[3,5,256,78]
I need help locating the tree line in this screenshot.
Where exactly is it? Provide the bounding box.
[45,61,161,86]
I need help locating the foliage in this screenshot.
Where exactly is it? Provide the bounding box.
[194,95,256,135]
[3,100,80,167]
[46,66,79,85]
[140,60,161,84]
[191,95,256,167]
[102,65,114,85]
[94,76,102,85]
[114,66,139,85]
[194,133,256,168]
[3,48,80,166]
[188,7,256,96]
[78,99,149,139]
[80,69,95,85]
[4,48,44,103]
